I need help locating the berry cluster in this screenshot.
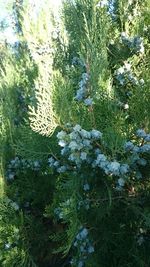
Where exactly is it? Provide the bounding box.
[6,157,41,181]
[57,125,102,167]
[72,57,86,67]
[115,62,144,86]
[121,32,144,54]
[75,73,93,106]
[48,125,150,190]
[124,129,150,179]
[71,227,94,267]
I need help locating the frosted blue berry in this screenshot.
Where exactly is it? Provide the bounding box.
[69,141,79,150]
[75,89,86,101]
[144,134,150,142]
[83,183,90,191]
[82,73,89,81]
[80,129,91,139]
[136,171,142,179]
[7,172,15,180]
[58,140,66,147]
[57,130,67,139]
[74,241,78,247]
[61,147,69,155]
[132,146,140,153]
[137,158,147,166]
[69,131,79,140]
[108,161,120,176]
[73,124,82,132]
[53,161,59,168]
[78,261,84,267]
[68,153,77,162]
[79,228,88,239]
[120,164,129,175]
[84,98,93,106]
[88,245,94,254]
[140,144,150,153]
[124,141,134,151]
[91,129,102,139]
[136,129,146,138]
[48,157,55,167]
[80,245,86,252]
[33,160,40,170]
[118,178,125,187]
[80,152,87,161]
[96,154,107,165]
[57,166,67,173]
[95,148,101,155]
[82,139,91,147]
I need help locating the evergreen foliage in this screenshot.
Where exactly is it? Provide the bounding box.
[0,0,150,266]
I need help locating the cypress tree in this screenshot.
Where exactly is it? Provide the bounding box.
[0,1,150,267]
